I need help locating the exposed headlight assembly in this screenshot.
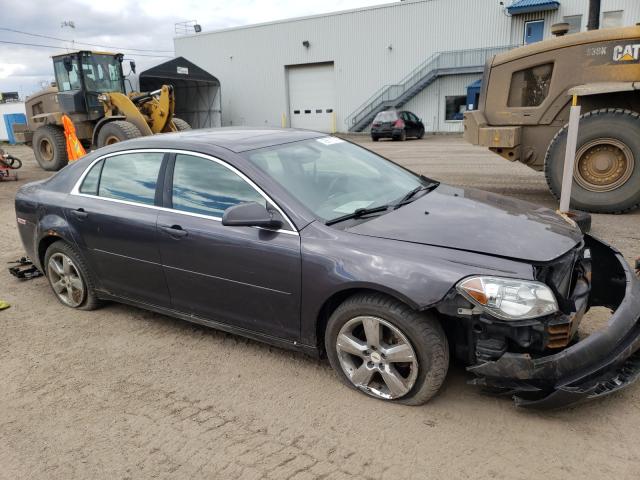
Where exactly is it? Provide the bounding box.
[456,276,558,320]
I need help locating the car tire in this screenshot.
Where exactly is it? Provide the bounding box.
[371,135,379,142]
[544,108,640,213]
[417,129,425,139]
[96,120,143,148]
[172,117,191,131]
[32,125,68,171]
[44,241,101,311]
[325,293,449,405]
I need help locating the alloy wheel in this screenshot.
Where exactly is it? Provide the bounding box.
[335,315,418,400]
[47,253,85,307]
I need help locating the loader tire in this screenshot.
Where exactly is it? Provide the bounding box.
[172,118,191,131]
[96,120,142,148]
[544,108,640,214]
[33,125,68,171]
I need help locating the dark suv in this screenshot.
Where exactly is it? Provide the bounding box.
[371,110,425,141]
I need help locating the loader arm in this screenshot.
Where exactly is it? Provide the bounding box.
[100,92,154,136]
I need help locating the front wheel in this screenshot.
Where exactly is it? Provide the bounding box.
[96,120,142,148]
[325,293,449,405]
[544,108,640,213]
[172,117,191,131]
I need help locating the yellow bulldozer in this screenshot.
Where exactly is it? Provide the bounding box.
[16,50,190,171]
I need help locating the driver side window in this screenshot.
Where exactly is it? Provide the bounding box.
[171,154,266,218]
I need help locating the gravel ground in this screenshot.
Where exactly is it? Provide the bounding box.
[1,136,639,480]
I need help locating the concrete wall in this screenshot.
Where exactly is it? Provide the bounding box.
[0,102,26,142]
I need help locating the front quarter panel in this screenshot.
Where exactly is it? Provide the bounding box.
[299,221,534,346]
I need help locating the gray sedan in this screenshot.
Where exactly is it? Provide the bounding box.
[14,128,640,408]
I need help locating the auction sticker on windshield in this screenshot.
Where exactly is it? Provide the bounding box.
[316,137,345,145]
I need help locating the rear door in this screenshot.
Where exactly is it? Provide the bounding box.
[67,151,171,307]
[156,152,302,340]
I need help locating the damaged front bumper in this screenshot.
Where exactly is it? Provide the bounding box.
[468,235,640,409]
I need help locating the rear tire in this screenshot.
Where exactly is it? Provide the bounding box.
[544,108,640,213]
[44,241,101,311]
[96,120,142,148]
[172,118,191,131]
[371,135,379,142]
[32,125,68,171]
[325,293,449,406]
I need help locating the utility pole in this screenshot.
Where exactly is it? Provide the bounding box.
[587,0,601,30]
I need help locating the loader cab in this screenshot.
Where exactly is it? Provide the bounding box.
[52,51,126,118]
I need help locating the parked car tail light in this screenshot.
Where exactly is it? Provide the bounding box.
[373,122,381,127]
[394,119,405,128]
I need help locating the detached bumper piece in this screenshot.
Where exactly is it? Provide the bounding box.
[468,235,640,409]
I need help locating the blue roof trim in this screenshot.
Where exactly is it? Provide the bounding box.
[507,0,560,15]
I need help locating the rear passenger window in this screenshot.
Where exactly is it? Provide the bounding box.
[171,154,265,217]
[97,152,163,205]
[79,159,104,195]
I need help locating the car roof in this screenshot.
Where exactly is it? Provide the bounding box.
[102,127,327,154]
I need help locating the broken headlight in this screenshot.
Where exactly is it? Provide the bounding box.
[456,276,558,320]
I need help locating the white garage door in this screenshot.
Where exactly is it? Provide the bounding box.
[288,63,336,133]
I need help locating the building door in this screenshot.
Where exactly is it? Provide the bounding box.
[524,20,544,44]
[288,62,336,133]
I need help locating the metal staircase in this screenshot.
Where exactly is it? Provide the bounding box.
[345,45,515,132]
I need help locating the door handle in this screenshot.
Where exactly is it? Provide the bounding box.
[71,208,88,219]
[160,225,188,238]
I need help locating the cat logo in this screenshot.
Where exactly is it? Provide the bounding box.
[612,44,640,62]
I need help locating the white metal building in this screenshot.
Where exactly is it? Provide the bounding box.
[174,0,640,134]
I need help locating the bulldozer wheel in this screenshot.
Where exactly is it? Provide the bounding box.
[97,120,142,148]
[172,118,191,131]
[544,108,640,214]
[32,125,68,171]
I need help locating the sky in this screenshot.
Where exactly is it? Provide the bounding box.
[0,0,393,98]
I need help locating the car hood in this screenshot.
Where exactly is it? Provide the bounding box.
[346,184,583,263]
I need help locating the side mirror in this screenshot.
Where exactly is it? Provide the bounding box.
[129,60,136,74]
[63,56,73,72]
[222,202,283,229]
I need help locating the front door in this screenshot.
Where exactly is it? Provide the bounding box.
[156,153,301,340]
[524,20,544,44]
[67,151,171,307]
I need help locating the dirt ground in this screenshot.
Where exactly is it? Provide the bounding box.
[1,136,639,480]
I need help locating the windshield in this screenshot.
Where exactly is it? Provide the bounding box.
[243,137,423,222]
[81,53,124,93]
[373,111,398,123]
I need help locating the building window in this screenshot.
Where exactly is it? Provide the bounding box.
[602,10,624,29]
[508,63,554,108]
[445,96,467,121]
[564,15,582,34]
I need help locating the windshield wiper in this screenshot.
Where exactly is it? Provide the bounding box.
[394,180,440,208]
[325,205,390,226]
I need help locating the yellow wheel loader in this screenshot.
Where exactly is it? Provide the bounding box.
[464,25,640,214]
[17,51,191,171]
